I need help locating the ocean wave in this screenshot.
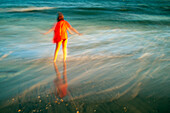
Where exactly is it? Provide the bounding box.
[104,19,170,25]
[2,7,57,12]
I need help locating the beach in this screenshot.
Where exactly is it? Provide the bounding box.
[0,0,170,113]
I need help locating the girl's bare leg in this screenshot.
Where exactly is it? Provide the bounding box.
[54,41,62,62]
[62,39,68,62]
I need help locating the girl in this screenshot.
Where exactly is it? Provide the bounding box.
[43,12,82,62]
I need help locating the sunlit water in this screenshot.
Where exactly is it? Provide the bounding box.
[0,0,170,113]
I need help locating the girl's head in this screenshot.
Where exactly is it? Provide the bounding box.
[57,12,64,22]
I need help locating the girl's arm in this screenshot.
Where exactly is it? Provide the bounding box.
[67,28,74,35]
[69,27,82,35]
[42,23,56,35]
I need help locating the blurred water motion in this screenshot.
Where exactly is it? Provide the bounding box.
[0,0,170,113]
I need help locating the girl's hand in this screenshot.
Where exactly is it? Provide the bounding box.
[41,33,47,35]
[78,33,83,36]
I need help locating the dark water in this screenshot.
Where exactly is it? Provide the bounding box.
[0,0,170,113]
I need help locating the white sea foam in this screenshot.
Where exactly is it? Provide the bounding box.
[138,53,152,59]
[3,7,57,12]
[0,51,13,61]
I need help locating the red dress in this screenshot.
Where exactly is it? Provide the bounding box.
[53,20,71,43]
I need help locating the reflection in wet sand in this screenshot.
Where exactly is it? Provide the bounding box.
[53,62,79,112]
[53,62,68,98]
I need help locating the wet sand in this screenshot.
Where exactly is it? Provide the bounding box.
[0,55,169,113]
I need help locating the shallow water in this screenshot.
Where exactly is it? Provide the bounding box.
[0,0,170,113]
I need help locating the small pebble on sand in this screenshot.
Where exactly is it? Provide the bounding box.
[60,99,63,102]
[124,107,127,112]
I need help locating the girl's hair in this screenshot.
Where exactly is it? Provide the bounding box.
[57,12,64,22]
[57,17,64,22]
